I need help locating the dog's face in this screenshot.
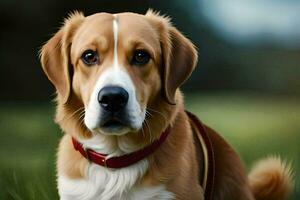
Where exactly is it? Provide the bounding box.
[70,13,162,135]
[41,11,197,137]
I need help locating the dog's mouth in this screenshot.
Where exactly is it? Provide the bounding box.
[98,117,132,135]
[87,109,143,135]
[102,118,124,129]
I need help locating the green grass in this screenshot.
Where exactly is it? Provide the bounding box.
[0,102,60,200]
[0,94,299,199]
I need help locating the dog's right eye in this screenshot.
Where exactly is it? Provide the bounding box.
[81,50,99,66]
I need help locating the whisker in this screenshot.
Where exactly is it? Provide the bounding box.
[141,123,145,138]
[63,107,85,123]
[78,110,85,120]
[146,107,167,125]
[145,110,153,118]
[144,119,152,143]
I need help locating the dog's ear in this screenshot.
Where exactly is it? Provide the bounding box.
[162,27,198,104]
[146,10,198,104]
[40,12,84,104]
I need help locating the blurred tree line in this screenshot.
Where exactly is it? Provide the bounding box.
[0,0,299,101]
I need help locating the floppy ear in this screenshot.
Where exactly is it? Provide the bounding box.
[40,12,84,104]
[146,10,198,104]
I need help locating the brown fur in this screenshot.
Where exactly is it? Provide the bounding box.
[40,10,293,200]
[249,157,293,200]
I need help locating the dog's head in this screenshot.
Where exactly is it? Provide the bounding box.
[40,10,197,137]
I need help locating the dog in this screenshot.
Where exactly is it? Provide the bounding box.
[40,10,293,200]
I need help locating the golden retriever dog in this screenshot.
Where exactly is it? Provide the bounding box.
[40,10,293,200]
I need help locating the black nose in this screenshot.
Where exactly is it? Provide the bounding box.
[98,86,129,112]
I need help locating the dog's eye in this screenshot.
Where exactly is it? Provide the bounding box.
[131,50,150,66]
[81,50,99,66]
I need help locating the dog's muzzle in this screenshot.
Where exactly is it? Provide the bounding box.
[97,86,130,132]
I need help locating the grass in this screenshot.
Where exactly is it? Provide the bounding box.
[0,102,59,200]
[0,93,299,199]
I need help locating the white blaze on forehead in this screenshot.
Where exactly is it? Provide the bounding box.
[113,15,119,66]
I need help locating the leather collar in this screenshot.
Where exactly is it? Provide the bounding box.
[186,111,215,200]
[72,127,170,169]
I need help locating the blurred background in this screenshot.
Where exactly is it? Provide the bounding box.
[0,0,299,199]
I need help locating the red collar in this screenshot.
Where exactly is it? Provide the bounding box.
[72,127,170,168]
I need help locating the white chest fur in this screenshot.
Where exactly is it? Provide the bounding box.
[58,160,174,200]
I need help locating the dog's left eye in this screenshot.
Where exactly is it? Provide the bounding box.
[131,50,150,66]
[81,50,99,66]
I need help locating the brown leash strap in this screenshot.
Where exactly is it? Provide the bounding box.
[186,111,215,200]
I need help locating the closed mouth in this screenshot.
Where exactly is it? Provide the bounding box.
[102,119,124,129]
[99,118,131,135]
[98,114,136,135]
